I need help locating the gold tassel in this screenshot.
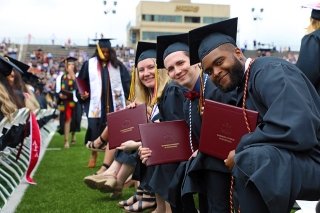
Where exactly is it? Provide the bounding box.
[96,43,106,60]
[151,63,159,106]
[128,66,136,102]
[198,64,205,112]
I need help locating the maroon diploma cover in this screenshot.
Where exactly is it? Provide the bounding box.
[75,77,89,95]
[139,120,193,166]
[199,99,259,160]
[107,104,148,149]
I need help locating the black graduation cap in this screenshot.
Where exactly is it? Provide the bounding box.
[302,3,320,20]
[135,42,157,68]
[4,55,40,85]
[156,33,189,69]
[0,55,23,76]
[4,55,30,73]
[189,17,238,65]
[24,72,40,85]
[63,56,78,63]
[93,38,114,48]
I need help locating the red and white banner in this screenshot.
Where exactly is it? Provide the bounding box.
[25,112,41,185]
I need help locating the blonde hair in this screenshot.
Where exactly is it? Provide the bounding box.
[132,59,170,107]
[0,82,17,120]
[306,17,320,34]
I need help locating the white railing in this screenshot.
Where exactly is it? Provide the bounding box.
[0,108,58,211]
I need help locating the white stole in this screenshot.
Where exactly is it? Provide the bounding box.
[108,63,126,111]
[55,73,63,93]
[88,57,102,118]
[88,57,126,118]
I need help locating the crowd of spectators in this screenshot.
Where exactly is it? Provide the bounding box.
[0,38,19,59]
[0,38,300,114]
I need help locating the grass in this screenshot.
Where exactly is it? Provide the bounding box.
[15,128,134,213]
[13,128,301,213]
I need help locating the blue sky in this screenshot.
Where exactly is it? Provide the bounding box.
[0,0,314,50]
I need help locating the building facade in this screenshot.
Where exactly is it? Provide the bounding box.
[126,0,230,48]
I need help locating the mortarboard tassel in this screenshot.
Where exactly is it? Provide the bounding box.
[128,66,136,102]
[96,43,106,61]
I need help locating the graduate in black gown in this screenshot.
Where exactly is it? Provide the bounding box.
[296,5,320,95]
[189,17,320,213]
[0,56,30,151]
[0,56,19,151]
[77,38,130,167]
[156,33,237,212]
[56,56,82,148]
[117,41,170,212]
[140,33,201,213]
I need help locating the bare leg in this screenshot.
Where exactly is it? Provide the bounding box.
[95,142,116,174]
[71,132,76,144]
[103,160,122,176]
[152,194,166,213]
[88,151,98,168]
[116,164,134,187]
[110,163,134,198]
[64,119,71,148]
[100,126,108,140]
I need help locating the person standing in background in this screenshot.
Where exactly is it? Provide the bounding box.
[56,56,82,148]
[77,38,130,169]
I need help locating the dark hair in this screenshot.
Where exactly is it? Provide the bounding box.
[316,200,320,213]
[93,47,121,68]
[0,73,25,108]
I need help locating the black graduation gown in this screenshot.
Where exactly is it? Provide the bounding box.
[234,57,320,213]
[147,81,188,203]
[77,58,130,142]
[131,105,160,192]
[296,29,320,95]
[57,76,82,135]
[175,75,237,212]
